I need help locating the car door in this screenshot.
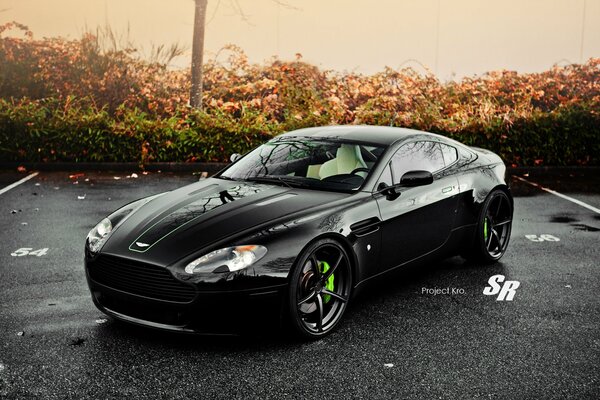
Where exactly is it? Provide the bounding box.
[375,141,460,272]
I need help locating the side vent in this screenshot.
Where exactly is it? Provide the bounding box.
[350,217,381,237]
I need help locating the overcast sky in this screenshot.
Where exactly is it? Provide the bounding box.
[2,0,599,80]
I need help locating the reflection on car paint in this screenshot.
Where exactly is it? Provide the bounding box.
[129,184,264,252]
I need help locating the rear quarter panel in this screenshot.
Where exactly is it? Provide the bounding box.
[454,148,509,229]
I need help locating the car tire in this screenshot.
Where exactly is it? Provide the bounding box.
[287,238,352,339]
[462,189,513,264]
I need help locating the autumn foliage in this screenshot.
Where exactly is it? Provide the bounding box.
[0,22,598,165]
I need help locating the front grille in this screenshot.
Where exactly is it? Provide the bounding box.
[88,255,196,303]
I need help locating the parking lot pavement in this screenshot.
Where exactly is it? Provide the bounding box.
[0,170,598,399]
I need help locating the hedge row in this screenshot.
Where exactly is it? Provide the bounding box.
[1,97,597,166]
[0,98,275,163]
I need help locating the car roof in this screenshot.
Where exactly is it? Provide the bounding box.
[276,125,441,146]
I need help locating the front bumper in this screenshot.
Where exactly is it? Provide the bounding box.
[85,255,287,334]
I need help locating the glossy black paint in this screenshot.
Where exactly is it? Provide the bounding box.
[84,125,511,334]
[400,170,434,187]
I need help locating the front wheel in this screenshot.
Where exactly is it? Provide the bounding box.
[287,239,352,339]
[463,189,513,263]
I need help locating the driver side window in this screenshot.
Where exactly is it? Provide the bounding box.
[389,141,444,184]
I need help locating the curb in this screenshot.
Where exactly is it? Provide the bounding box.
[508,166,600,177]
[0,162,229,173]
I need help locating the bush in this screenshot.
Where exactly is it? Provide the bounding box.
[0,23,599,166]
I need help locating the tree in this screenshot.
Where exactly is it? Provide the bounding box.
[189,0,297,109]
[190,0,208,108]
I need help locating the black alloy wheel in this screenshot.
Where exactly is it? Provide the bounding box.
[464,189,513,263]
[288,239,352,339]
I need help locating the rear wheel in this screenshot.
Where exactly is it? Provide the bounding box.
[463,189,513,263]
[287,239,352,339]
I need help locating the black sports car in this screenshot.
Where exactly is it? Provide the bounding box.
[85,125,513,338]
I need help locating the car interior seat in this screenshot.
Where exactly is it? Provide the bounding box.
[319,144,368,179]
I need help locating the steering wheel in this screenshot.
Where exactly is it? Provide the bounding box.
[349,167,369,176]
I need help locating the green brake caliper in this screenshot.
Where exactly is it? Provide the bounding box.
[318,261,335,303]
[484,217,489,241]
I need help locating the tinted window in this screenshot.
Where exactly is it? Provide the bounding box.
[440,143,458,166]
[390,141,444,183]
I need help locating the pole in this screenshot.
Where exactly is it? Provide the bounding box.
[190,0,208,108]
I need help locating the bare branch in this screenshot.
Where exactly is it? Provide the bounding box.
[206,0,222,25]
[231,0,251,24]
[270,0,300,11]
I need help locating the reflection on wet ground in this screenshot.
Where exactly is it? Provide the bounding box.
[549,215,579,223]
[548,214,600,232]
[570,223,600,232]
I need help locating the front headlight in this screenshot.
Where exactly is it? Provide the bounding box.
[185,245,267,274]
[87,218,112,253]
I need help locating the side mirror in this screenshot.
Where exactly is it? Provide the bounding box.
[230,153,242,163]
[375,170,433,201]
[400,170,433,187]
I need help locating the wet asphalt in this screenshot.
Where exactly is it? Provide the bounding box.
[0,170,598,399]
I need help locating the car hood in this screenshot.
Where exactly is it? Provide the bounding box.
[101,178,348,266]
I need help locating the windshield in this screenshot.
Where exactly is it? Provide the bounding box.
[218,137,387,192]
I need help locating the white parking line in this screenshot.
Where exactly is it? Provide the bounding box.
[514,175,600,214]
[0,172,39,196]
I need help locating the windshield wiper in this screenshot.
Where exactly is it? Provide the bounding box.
[216,175,239,181]
[245,175,310,189]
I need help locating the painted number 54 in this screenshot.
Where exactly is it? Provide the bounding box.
[11,248,49,257]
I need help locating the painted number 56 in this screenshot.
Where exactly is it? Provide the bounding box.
[525,234,560,242]
[11,248,49,257]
